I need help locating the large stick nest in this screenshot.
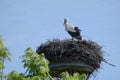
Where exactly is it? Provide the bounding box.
[36,39,104,76]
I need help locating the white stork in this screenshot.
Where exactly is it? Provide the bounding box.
[64,18,82,40]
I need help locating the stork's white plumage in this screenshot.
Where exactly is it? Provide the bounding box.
[64,19,82,40]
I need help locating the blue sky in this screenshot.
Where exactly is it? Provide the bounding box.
[0,0,120,79]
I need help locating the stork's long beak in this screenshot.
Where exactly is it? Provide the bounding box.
[63,19,66,26]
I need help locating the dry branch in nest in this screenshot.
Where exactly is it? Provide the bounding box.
[36,39,105,77]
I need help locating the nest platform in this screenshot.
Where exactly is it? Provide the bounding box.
[36,39,104,77]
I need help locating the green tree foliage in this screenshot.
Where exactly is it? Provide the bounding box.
[5,48,87,80]
[60,72,86,80]
[22,48,51,80]
[0,35,11,80]
[0,35,87,80]
[5,71,28,80]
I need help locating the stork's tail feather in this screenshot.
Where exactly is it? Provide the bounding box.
[76,36,82,40]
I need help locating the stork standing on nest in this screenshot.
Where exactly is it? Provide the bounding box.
[64,18,82,40]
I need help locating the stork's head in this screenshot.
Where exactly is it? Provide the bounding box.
[64,18,68,24]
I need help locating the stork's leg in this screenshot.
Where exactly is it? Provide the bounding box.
[72,37,74,41]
